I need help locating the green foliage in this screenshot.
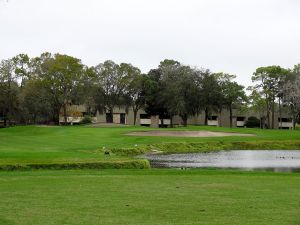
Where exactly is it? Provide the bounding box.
[41,53,85,124]
[218,73,247,127]
[160,62,203,125]
[19,79,52,123]
[245,116,260,128]
[80,115,92,124]
[126,74,147,125]
[199,72,223,124]
[0,58,19,126]
[251,65,289,129]
[94,60,141,116]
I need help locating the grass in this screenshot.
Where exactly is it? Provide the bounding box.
[1,125,300,166]
[0,169,300,225]
[1,126,300,225]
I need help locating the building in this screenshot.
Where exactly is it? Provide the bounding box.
[59,104,295,129]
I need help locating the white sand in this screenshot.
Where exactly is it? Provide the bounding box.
[126,130,255,137]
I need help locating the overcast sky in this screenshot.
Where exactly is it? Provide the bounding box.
[1,0,299,86]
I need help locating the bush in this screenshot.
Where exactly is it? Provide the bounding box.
[80,115,93,124]
[245,116,260,128]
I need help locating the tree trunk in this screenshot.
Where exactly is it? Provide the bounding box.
[33,114,37,124]
[259,117,262,129]
[181,114,188,127]
[218,109,222,127]
[266,94,270,129]
[266,105,270,129]
[204,108,208,126]
[63,103,67,125]
[133,109,138,125]
[7,79,12,127]
[271,96,275,129]
[108,108,113,123]
[170,117,173,128]
[229,105,233,128]
[53,105,61,125]
[278,96,282,129]
[293,113,296,130]
[182,118,187,127]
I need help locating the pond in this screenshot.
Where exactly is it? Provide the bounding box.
[139,150,300,172]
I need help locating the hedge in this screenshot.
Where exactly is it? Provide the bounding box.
[0,159,150,171]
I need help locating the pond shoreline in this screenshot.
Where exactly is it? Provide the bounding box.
[138,150,300,172]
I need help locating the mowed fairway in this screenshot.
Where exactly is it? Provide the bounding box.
[0,169,300,225]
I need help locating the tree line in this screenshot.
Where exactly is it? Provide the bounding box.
[0,52,299,128]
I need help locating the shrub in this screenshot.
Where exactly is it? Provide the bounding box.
[80,115,93,124]
[245,116,260,128]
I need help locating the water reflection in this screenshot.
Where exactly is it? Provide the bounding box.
[140,150,300,172]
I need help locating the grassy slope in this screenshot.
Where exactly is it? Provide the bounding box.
[1,125,300,164]
[0,169,300,225]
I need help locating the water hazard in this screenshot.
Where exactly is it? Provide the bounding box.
[140,150,300,172]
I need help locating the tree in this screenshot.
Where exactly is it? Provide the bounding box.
[118,63,142,110]
[126,73,147,125]
[282,64,300,129]
[160,62,202,126]
[252,66,289,129]
[248,88,267,129]
[144,68,169,124]
[94,60,131,122]
[245,116,260,128]
[219,74,247,128]
[12,53,30,87]
[199,71,222,125]
[0,58,19,126]
[71,66,99,116]
[35,53,84,124]
[19,79,52,123]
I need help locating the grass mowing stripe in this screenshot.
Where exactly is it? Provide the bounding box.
[0,169,299,225]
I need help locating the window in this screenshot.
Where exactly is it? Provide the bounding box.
[106,113,113,123]
[278,118,292,122]
[140,114,150,119]
[209,116,218,120]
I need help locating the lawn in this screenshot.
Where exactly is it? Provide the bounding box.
[1,125,300,165]
[0,169,300,225]
[1,126,300,225]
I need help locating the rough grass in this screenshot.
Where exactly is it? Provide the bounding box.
[134,140,300,154]
[0,169,300,225]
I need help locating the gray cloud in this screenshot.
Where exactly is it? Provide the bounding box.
[1,0,299,86]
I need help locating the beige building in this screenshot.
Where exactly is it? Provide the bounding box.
[59,105,295,129]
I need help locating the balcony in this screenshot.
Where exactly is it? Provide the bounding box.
[207,120,218,126]
[278,122,293,128]
[140,119,171,125]
[237,121,245,127]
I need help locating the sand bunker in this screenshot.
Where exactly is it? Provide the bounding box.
[127,130,255,137]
